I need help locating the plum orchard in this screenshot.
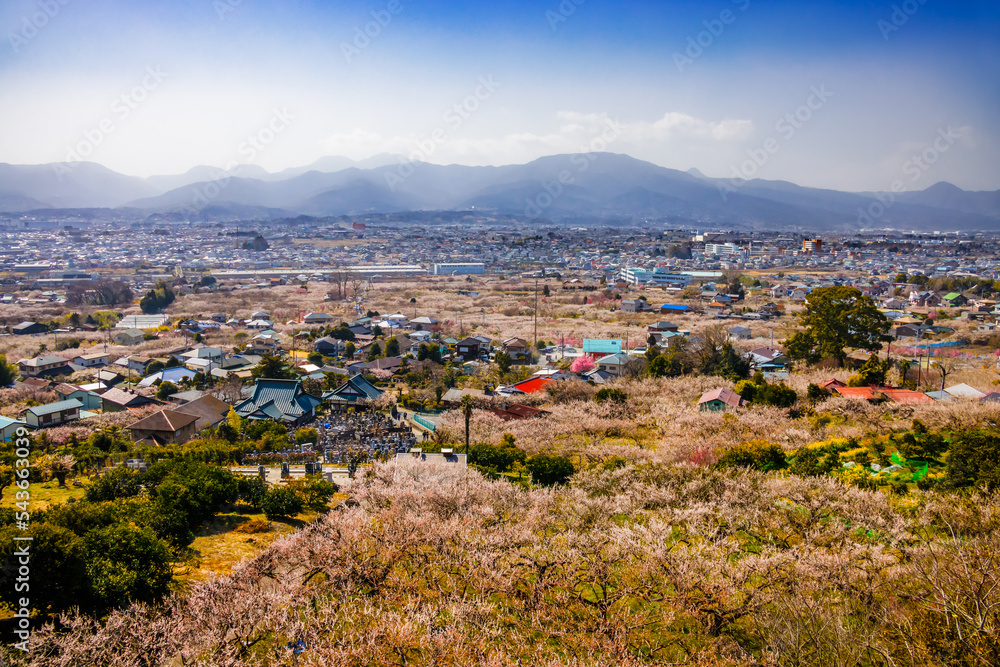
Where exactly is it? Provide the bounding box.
[13,459,1000,666]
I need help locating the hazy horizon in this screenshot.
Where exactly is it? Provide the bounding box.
[2,0,998,192]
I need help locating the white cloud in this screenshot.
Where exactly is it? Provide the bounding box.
[320,110,753,167]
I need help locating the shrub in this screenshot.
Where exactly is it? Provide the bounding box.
[716,439,787,471]
[469,442,527,473]
[85,467,142,502]
[261,486,304,519]
[594,388,628,404]
[527,455,576,486]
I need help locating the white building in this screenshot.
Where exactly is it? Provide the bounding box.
[433,263,486,275]
[619,267,693,288]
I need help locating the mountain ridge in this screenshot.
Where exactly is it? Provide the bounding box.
[1,155,998,231]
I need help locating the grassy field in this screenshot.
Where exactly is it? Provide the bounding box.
[0,481,87,511]
[174,496,346,587]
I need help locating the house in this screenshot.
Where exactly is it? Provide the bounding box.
[749,348,789,372]
[456,337,489,361]
[648,322,679,333]
[620,299,652,313]
[246,319,274,330]
[138,367,197,387]
[235,379,322,425]
[440,387,482,407]
[25,399,83,428]
[249,333,282,354]
[0,416,28,442]
[409,316,440,332]
[184,357,216,374]
[181,347,224,363]
[12,321,47,335]
[115,355,153,374]
[659,304,689,314]
[582,339,623,359]
[942,292,968,307]
[303,312,336,325]
[383,313,409,328]
[17,355,74,378]
[945,383,986,400]
[367,356,404,374]
[698,388,746,412]
[211,313,228,323]
[96,369,126,386]
[312,336,344,356]
[729,326,752,340]
[251,311,270,321]
[113,329,146,346]
[501,337,531,362]
[595,352,633,378]
[53,383,103,410]
[324,374,384,410]
[73,352,109,368]
[101,387,157,413]
[127,409,200,446]
[909,291,942,308]
[490,404,551,421]
[892,323,926,339]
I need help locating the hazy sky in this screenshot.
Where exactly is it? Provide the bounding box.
[1,0,998,191]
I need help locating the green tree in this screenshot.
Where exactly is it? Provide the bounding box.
[527,455,576,486]
[594,387,628,404]
[345,341,356,358]
[261,486,304,519]
[495,351,513,375]
[785,287,891,367]
[83,523,173,612]
[86,467,143,502]
[947,430,1000,490]
[0,353,17,386]
[717,439,787,471]
[251,355,295,379]
[647,344,688,378]
[384,337,401,357]
[139,281,176,314]
[847,355,890,387]
[0,523,88,617]
[237,476,267,509]
[461,395,475,454]
[156,380,179,400]
[367,341,382,361]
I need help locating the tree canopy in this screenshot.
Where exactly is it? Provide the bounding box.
[785,286,890,367]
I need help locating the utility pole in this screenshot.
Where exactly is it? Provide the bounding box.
[533,275,539,348]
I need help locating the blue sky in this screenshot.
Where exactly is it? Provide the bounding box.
[1,0,997,191]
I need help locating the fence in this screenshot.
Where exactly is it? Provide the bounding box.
[413,414,437,432]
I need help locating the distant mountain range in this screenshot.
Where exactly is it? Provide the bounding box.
[1,153,998,231]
